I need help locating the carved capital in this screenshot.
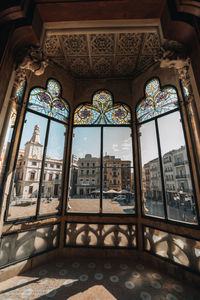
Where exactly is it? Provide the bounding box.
[156,40,190,72]
[13,69,26,89]
[17,46,49,76]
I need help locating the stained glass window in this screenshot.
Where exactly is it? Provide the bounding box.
[16,80,26,103]
[28,79,69,122]
[69,89,135,215]
[74,90,131,125]
[5,78,68,222]
[137,77,198,225]
[136,78,179,123]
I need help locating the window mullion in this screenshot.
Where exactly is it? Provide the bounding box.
[155,118,168,219]
[35,118,51,217]
[100,126,103,214]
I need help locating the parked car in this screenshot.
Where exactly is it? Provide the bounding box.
[113,195,127,202]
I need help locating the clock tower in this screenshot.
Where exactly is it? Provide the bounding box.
[24,125,43,159]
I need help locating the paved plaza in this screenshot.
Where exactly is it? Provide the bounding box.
[8,197,135,219]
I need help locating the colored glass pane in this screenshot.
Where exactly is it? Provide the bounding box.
[136,78,179,123]
[74,90,131,125]
[181,79,189,98]
[28,79,69,122]
[16,80,26,103]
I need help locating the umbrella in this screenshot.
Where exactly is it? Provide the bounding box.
[104,189,120,194]
[119,189,130,194]
[90,190,100,193]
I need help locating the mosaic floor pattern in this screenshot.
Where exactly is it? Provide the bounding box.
[0,258,199,300]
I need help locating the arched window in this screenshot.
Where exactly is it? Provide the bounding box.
[136,78,198,224]
[68,90,135,214]
[5,79,69,221]
[0,80,27,188]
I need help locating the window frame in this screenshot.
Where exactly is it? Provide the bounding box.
[136,77,199,227]
[66,89,136,216]
[4,78,70,223]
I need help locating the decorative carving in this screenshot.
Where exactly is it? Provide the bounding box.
[142,33,161,55]
[69,56,90,77]
[17,46,48,76]
[62,34,88,55]
[156,41,195,104]
[156,40,189,70]
[90,34,114,55]
[42,31,163,78]
[13,69,26,89]
[92,56,113,76]
[0,224,59,268]
[137,55,154,72]
[44,35,63,57]
[115,56,137,75]
[65,222,137,248]
[117,33,143,55]
[144,226,200,273]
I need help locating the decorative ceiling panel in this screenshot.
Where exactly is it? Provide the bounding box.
[117,33,143,55]
[68,56,91,77]
[61,34,88,56]
[115,56,137,75]
[44,35,63,57]
[92,56,113,76]
[43,31,161,78]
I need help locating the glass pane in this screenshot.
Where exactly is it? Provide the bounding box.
[0,107,17,186]
[7,112,47,220]
[139,121,165,218]
[136,78,178,123]
[158,111,198,224]
[68,167,100,213]
[71,127,101,160]
[103,167,135,214]
[28,80,69,122]
[39,121,66,216]
[68,127,101,213]
[103,127,133,166]
[74,90,131,125]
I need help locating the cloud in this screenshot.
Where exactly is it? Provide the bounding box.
[83,137,88,141]
[112,144,120,152]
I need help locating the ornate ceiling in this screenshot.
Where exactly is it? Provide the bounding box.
[43,31,162,79]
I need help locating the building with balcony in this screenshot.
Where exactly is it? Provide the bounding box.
[15,125,63,200]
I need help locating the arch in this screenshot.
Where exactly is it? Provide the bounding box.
[136,78,179,123]
[68,89,135,215]
[28,79,69,122]
[74,89,131,125]
[136,77,198,225]
[4,78,69,222]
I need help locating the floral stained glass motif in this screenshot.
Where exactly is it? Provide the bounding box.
[136,78,179,123]
[74,90,131,125]
[28,79,69,122]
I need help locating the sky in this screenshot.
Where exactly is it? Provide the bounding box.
[19,112,65,160]
[72,127,133,163]
[18,110,185,164]
[140,111,185,164]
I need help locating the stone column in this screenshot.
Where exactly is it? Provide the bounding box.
[177,65,200,170]
[157,43,200,215]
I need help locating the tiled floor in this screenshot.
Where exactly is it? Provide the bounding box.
[0,258,199,300]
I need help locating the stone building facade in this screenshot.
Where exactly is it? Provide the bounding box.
[74,154,133,196]
[15,125,63,201]
[143,145,193,201]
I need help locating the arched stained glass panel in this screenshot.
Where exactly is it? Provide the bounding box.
[136,78,179,123]
[5,78,69,221]
[28,79,69,122]
[74,90,131,125]
[136,77,198,225]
